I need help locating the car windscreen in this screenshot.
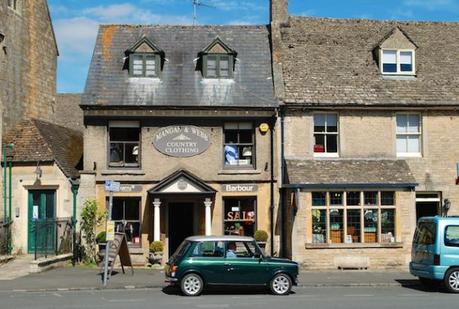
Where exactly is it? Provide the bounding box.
[413,221,436,245]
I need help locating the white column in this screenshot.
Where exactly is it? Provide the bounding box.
[153,198,161,241]
[204,198,213,236]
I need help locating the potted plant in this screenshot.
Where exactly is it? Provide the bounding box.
[254,230,268,252]
[148,241,164,265]
[96,231,107,250]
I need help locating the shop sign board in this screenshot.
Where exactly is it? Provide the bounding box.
[105,180,121,192]
[153,126,210,158]
[119,185,143,193]
[106,221,115,241]
[222,184,258,193]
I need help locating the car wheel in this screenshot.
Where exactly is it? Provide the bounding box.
[180,273,204,296]
[270,273,292,296]
[444,268,459,293]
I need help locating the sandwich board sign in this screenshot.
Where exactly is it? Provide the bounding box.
[101,233,133,286]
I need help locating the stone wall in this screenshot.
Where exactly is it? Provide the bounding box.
[55,94,84,132]
[0,0,58,130]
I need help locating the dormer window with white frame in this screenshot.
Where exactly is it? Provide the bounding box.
[381,49,415,75]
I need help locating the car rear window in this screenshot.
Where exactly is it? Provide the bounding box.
[191,241,225,257]
[445,226,459,247]
[170,241,190,261]
[413,221,436,245]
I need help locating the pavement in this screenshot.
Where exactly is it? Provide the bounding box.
[0,255,33,280]
[0,265,420,292]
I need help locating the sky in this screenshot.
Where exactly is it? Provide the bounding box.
[49,0,459,93]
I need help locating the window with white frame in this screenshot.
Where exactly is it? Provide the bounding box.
[311,191,396,245]
[381,49,415,75]
[313,114,338,155]
[396,114,421,156]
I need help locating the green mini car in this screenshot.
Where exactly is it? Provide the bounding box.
[165,236,299,296]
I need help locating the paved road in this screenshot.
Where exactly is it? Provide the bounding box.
[0,285,457,309]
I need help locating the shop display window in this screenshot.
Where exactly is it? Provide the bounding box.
[224,123,254,168]
[223,198,256,237]
[109,197,141,247]
[310,191,396,245]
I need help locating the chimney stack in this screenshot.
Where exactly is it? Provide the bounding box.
[270,0,288,26]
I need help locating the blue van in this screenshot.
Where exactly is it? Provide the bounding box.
[410,217,459,292]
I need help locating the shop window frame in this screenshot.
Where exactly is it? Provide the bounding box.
[222,197,257,237]
[106,197,142,248]
[310,191,397,246]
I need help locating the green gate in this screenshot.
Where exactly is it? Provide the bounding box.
[28,190,56,254]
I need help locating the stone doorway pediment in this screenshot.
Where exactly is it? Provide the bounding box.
[148,169,216,195]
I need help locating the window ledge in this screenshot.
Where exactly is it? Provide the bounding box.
[397,153,422,158]
[305,243,403,249]
[218,169,262,175]
[101,170,146,176]
[313,153,339,158]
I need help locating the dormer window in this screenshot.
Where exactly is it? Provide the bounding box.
[200,37,237,79]
[131,53,159,77]
[126,36,164,78]
[381,49,415,75]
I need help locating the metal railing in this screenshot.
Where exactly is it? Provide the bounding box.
[33,217,73,260]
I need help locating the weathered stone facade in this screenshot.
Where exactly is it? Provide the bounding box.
[55,94,84,132]
[0,0,58,130]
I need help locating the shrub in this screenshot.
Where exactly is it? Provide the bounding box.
[96,231,106,244]
[149,241,164,253]
[254,230,269,242]
[80,200,106,264]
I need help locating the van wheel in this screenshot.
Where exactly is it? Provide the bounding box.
[270,273,292,295]
[180,273,204,296]
[444,268,459,293]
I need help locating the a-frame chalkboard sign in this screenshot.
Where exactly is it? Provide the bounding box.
[100,232,134,285]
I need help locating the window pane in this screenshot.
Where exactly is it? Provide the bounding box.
[314,134,325,153]
[347,209,361,243]
[109,143,123,163]
[330,209,344,243]
[227,241,253,258]
[224,130,238,144]
[381,192,395,206]
[207,59,217,69]
[383,63,397,72]
[207,69,217,77]
[124,143,140,164]
[192,241,225,257]
[330,192,343,206]
[407,136,420,153]
[381,209,395,243]
[396,136,407,153]
[124,199,140,220]
[413,222,436,245]
[407,115,420,133]
[383,50,397,63]
[312,209,327,243]
[400,51,413,72]
[220,59,229,70]
[445,226,459,247]
[124,222,141,245]
[224,199,256,237]
[364,192,378,205]
[239,130,253,144]
[326,114,338,132]
[220,69,229,77]
[111,199,124,221]
[110,128,140,142]
[346,192,361,206]
[396,115,408,133]
[312,192,326,207]
[326,134,338,153]
[314,114,326,132]
[364,209,378,243]
[224,145,239,165]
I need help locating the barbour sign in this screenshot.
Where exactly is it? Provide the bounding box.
[153,126,210,157]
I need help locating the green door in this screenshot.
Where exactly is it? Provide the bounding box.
[28,190,56,254]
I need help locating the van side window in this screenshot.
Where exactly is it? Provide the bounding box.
[192,241,225,257]
[413,222,436,245]
[445,226,459,247]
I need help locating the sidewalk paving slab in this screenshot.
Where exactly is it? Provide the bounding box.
[0,266,420,292]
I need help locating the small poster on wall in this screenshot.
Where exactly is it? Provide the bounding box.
[32,205,39,220]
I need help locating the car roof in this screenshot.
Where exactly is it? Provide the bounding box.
[185,235,255,242]
[418,216,459,223]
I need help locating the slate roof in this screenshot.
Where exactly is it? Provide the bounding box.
[82,25,276,108]
[2,119,83,178]
[285,159,417,187]
[280,17,459,106]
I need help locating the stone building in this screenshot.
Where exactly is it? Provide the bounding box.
[0,0,59,222]
[80,25,278,263]
[271,0,459,269]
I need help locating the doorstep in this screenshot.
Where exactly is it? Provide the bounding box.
[29,253,73,274]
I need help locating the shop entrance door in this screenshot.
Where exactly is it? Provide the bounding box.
[168,203,194,256]
[416,192,441,221]
[28,190,56,254]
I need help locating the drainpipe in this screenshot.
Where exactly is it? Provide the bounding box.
[269,116,275,256]
[280,108,286,257]
[7,159,12,254]
[3,145,6,226]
